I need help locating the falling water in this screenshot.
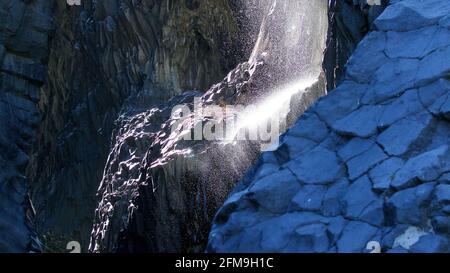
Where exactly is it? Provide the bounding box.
[227,0,329,149]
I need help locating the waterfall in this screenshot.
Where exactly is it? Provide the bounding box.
[89,0,332,252]
[227,0,329,150]
[250,0,328,81]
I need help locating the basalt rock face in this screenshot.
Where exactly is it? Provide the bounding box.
[27,0,245,251]
[0,0,54,252]
[0,0,389,253]
[208,0,450,253]
[89,0,329,253]
[323,0,388,91]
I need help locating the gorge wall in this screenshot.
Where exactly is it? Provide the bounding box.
[0,0,387,253]
[88,0,386,253]
[89,0,330,253]
[0,0,54,252]
[27,0,248,251]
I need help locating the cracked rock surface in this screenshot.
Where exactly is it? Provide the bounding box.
[0,0,54,252]
[207,0,450,253]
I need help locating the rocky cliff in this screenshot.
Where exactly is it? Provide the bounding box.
[27,0,247,251]
[87,0,386,253]
[0,0,392,253]
[208,0,450,253]
[89,0,330,253]
[0,0,54,252]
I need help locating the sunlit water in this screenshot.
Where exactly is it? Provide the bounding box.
[220,0,328,150]
[223,77,318,149]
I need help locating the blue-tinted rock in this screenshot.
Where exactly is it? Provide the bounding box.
[342,176,384,226]
[281,135,317,160]
[375,0,450,31]
[313,81,367,126]
[378,90,424,128]
[252,163,280,181]
[417,79,450,108]
[443,205,450,214]
[438,95,450,120]
[384,26,433,59]
[377,112,434,156]
[387,183,436,226]
[248,169,300,214]
[392,145,450,190]
[435,184,450,204]
[432,216,450,233]
[332,105,384,138]
[429,93,448,116]
[416,46,450,86]
[382,225,409,249]
[363,58,420,104]
[327,216,347,243]
[288,223,329,253]
[321,179,349,217]
[346,31,387,83]
[369,157,404,192]
[337,137,375,162]
[287,146,343,185]
[207,0,450,254]
[347,144,387,180]
[289,185,326,211]
[440,14,450,28]
[287,112,329,142]
[258,212,324,252]
[259,151,279,165]
[410,234,449,253]
[439,173,450,184]
[337,221,378,253]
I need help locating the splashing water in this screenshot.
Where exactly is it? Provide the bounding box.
[222,0,328,150]
[225,77,318,149]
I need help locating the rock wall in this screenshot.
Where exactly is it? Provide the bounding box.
[0,0,54,252]
[27,0,245,251]
[0,0,389,253]
[89,0,329,253]
[208,0,450,253]
[323,0,387,91]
